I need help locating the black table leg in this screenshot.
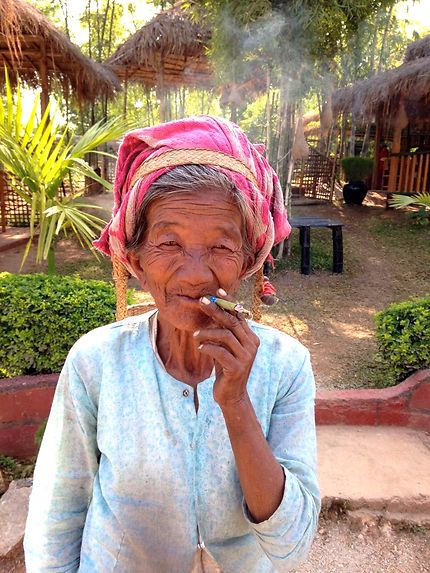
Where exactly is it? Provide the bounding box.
[332,225,343,273]
[299,226,311,275]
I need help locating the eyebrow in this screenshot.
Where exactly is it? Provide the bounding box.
[151,221,242,237]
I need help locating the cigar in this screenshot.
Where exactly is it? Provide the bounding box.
[207,296,252,319]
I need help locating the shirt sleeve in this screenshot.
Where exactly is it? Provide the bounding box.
[243,347,320,572]
[24,349,100,573]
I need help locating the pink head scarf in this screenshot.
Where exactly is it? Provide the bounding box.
[93,115,291,279]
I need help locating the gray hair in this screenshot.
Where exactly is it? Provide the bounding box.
[125,164,256,262]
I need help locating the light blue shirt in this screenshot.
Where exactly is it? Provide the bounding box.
[24,312,320,572]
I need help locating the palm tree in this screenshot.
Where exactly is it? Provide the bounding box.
[0,69,132,273]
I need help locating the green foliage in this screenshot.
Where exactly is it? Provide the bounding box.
[341,156,374,181]
[0,272,121,378]
[0,454,35,480]
[189,0,397,93]
[375,296,430,383]
[0,69,133,271]
[80,0,125,62]
[276,229,333,272]
[390,192,430,225]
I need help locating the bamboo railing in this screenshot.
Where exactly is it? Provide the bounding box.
[384,152,430,194]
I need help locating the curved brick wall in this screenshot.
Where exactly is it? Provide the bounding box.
[1,370,429,459]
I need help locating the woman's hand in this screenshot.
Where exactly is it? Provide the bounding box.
[193,290,260,408]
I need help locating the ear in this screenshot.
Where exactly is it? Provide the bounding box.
[127,252,149,290]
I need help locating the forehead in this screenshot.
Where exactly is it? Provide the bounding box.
[145,189,244,236]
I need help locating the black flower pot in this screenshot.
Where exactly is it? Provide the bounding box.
[342,180,368,205]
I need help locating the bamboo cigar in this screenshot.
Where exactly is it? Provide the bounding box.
[207,296,252,319]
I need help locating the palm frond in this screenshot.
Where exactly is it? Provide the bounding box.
[1,71,131,269]
[390,192,430,210]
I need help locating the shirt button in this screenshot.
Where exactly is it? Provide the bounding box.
[183,389,189,397]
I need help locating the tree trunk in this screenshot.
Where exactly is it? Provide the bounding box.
[265,68,272,159]
[377,5,394,72]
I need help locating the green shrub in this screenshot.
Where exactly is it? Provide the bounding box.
[0,273,124,378]
[341,156,374,181]
[375,296,430,383]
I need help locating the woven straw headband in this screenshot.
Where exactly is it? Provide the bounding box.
[129,148,259,190]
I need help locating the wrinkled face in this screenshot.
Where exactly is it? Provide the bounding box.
[128,188,249,332]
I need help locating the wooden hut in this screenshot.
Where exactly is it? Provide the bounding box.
[332,36,430,195]
[105,3,213,121]
[0,0,121,112]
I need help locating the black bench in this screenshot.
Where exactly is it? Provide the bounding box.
[290,217,344,275]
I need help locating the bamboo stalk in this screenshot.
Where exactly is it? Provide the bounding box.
[408,155,417,193]
[0,170,7,233]
[416,154,423,192]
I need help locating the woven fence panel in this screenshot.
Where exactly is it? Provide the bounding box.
[0,171,36,227]
[291,146,337,201]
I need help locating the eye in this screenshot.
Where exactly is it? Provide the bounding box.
[159,241,180,249]
[213,244,232,252]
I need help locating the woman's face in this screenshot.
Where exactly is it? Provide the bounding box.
[128,188,250,332]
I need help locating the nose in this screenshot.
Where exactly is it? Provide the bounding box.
[178,247,214,287]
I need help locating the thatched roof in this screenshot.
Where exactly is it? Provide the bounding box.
[332,54,430,120]
[106,3,213,89]
[404,35,430,63]
[0,0,120,103]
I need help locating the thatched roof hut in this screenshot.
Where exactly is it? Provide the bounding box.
[332,35,430,195]
[0,0,120,108]
[332,34,430,120]
[404,35,430,63]
[106,3,213,89]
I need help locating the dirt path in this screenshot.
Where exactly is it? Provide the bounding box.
[294,519,430,573]
[1,192,429,389]
[1,518,429,573]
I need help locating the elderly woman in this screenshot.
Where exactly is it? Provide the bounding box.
[24,116,320,573]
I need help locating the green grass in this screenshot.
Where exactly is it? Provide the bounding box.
[57,257,114,282]
[368,217,429,245]
[344,352,397,389]
[276,229,333,272]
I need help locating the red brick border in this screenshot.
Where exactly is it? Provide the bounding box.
[316,370,430,430]
[0,374,57,458]
[1,370,429,459]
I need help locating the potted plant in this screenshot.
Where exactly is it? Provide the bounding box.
[341,156,374,205]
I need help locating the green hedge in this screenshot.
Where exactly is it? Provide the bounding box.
[375,296,430,383]
[0,273,120,378]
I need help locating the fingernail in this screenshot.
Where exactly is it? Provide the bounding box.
[200,296,211,305]
[217,288,227,296]
[193,330,200,337]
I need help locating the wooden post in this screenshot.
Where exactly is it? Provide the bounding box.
[387,101,408,192]
[38,40,49,116]
[157,55,166,123]
[123,69,128,118]
[0,170,7,232]
[372,109,382,189]
[387,127,402,192]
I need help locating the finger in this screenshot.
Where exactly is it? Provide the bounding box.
[200,296,258,346]
[200,297,250,342]
[193,328,244,358]
[197,343,238,372]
